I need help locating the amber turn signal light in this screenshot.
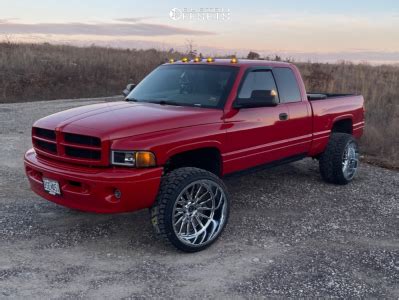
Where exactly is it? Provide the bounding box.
[135,151,156,168]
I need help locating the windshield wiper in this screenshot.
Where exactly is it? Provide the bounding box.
[126,97,140,102]
[148,100,182,106]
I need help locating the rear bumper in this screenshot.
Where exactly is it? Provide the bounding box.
[24,148,163,213]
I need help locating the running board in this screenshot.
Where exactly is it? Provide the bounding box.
[224,153,307,178]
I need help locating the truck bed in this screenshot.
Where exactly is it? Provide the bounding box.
[308,94,365,156]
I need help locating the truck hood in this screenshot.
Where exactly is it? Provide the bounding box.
[33,101,224,140]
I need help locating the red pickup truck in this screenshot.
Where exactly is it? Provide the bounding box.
[24,59,364,252]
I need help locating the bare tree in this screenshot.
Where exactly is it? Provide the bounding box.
[185,39,198,58]
[3,34,14,44]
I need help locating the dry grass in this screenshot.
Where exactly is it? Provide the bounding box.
[1,42,398,167]
[0,42,181,102]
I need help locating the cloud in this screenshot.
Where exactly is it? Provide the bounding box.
[0,18,18,24]
[114,17,153,23]
[0,19,214,37]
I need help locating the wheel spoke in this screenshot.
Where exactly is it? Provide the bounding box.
[215,193,224,210]
[197,212,211,219]
[192,234,199,244]
[190,184,196,199]
[174,211,184,218]
[186,218,190,234]
[199,231,207,244]
[195,190,210,203]
[174,215,184,226]
[194,185,203,199]
[178,218,186,234]
[177,195,188,205]
[197,207,212,211]
[184,190,192,201]
[191,220,197,233]
[197,195,213,205]
[195,215,204,228]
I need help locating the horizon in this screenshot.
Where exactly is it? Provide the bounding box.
[1,0,399,64]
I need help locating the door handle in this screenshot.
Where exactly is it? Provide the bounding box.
[279,113,289,121]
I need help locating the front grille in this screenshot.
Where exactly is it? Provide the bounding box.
[32,127,105,165]
[35,128,56,140]
[65,146,101,160]
[64,133,101,147]
[35,139,57,153]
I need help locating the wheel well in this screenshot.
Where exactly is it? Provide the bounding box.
[164,148,222,177]
[332,119,352,134]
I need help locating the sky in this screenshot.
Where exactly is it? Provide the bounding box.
[1,0,399,63]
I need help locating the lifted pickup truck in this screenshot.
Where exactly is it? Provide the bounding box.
[24,59,365,252]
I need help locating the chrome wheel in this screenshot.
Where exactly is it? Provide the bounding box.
[172,179,227,247]
[342,141,359,180]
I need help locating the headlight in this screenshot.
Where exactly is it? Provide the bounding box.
[111,151,156,168]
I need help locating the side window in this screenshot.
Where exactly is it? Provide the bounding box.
[238,70,278,100]
[273,68,302,103]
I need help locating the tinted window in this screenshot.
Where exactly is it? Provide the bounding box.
[127,65,238,108]
[273,68,301,103]
[238,70,278,99]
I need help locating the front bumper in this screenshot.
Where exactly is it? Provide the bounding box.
[24,148,163,213]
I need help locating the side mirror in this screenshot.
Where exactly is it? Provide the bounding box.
[233,90,278,109]
[123,83,136,97]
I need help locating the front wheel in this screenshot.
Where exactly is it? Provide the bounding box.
[150,167,230,252]
[319,133,360,185]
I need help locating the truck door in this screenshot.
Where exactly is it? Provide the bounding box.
[223,68,291,174]
[272,67,312,155]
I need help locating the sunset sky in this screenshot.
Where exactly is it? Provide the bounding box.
[1,0,399,63]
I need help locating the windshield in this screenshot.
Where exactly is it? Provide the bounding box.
[126,65,238,108]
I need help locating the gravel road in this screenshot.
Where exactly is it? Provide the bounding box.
[0,97,398,299]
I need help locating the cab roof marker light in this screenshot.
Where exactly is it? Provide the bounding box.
[181,57,189,63]
[206,57,214,63]
[231,57,238,63]
[193,57,201,62]
[169,58,175,63]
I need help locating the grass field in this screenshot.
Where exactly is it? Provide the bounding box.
[1,42,398,167]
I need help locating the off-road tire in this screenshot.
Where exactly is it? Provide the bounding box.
[319,133,359,185]
[150,167,230,252]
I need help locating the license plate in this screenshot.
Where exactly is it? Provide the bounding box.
[43,178,61,196]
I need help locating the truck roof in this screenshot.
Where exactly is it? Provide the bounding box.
[164,58,292,68]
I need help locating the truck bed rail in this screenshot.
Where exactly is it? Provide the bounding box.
[307,93,355,101]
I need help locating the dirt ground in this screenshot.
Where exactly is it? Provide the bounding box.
[0,97,398,299]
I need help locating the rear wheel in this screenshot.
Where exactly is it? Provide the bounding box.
[150,167,229,252]
[319,133,359,185]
